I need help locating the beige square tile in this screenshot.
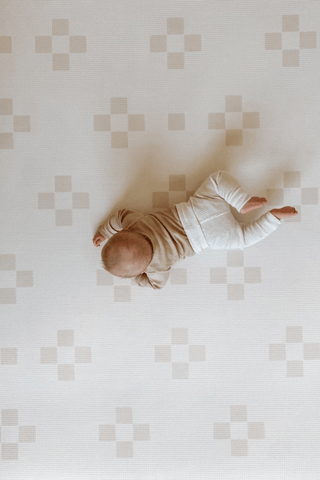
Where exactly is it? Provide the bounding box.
[304,343,320,360]
[35,36,52,53]
[152,191,169,208]
[282,50,299,67]
[169,174,186,191]
[52,19,69,36]
[0,288,16,304]
[97,269,114,286]
[0,254,16,270]
[133,424,150,441]
[300,32,317,49]
[128,114,145,131]
[225,95,242,112]
[38,192,55,209]
[184,34,201,52]
[111,131,128,148]
[265,33,282,50]
[13,116,30,132]
[111,97,127,114]
[0,98,13,115]
[286,360,303,377]
[226,130,243,146]
[231,439,248,456]
[248,422,264,439]
[282,15,299,32]
[266,188,283,205]
[168,113,185,130]
[58,364,75,381]
[116,408,132,424]
[150,35,167,52]
[286,326,303,343]
[302,188,318,205]
[53,53,70,70]
[155,345,171,362]
[58,329,74,347]
[116,441,133,457]
[172,328,188,344]
[210,267,227,284]
[19,426,36,443]
[69,36,87,53]
[2,409,18,426]
[0,133,13,149]
[94,114,111,131]
[2,443,18,460]
[72,192,89,209]
[170,268,187,284]
[214,423,230,439]
[243,112,259,129]
[189,345,205,362]
[167,17,184,35]
[230,405,247,422]
[75,346,91,363]
[208,112,225,129]
[269,344,286,361]
[99,425,116,441]
[41,347,58,364]
[114,285,131,301]
[167,52,184,69]
[172,362,189,379]
[55,176,72,192]
[227,251,243,267]
[244,267,261,283]
[227,284,244,300]
[284,171,300,187]
[0,36,12,53]
[1,348,17,365]
[16,271,33,287]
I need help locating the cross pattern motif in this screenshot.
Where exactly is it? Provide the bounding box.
[38,175,90,226]
[0,254,33,304]
[265,15,317,67]
[0,98,31,149]
[40,330,92,381]
[155,328,206,379]
[269,326,320,377]
[0,409,36,461]
[214,405,265,456]
[99,407,150,458]
[35,19,87,70]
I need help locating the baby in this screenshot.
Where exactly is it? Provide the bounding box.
[93,170,298,289]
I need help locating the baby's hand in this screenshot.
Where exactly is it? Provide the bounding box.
[93,232,106,247]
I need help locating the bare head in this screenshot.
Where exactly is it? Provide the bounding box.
[101,230,153,278]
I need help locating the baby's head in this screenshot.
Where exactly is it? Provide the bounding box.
[101,230,153,278]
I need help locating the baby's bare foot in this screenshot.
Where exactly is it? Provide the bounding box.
[270,207,298,219]
[240,197,267,214]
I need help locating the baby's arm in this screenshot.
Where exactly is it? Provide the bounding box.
[93,232,106,247]
[92,209,128,246]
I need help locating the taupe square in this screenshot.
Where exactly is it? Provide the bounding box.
[248,422,265,439]
[94,114,111,131]
[269,344,286,361]
[303,343,320,360]
[0,254,16,270]
[16,271,33,287]
[0,37,12,53]
[226,130,243,146]
[167,52,184,69]
[0,288,16,304]
[75,346,91,363]
[208,112,225,129]
[35,36,52,53]
[227,251,243,267]
[184,34,201,52]
[301,188,318,205]
[168,114,185,130]
[227,284,244,300]
[225,95,242,112]
[213,422,230,439]
[114,286,131,302]
[97,269,114,286]
[2,443,18,460]
[0,133,14,149]
[172,328,188,344]
[230,405,247,422]
[284,171,300,187]
[69,36,87,53]
[244,267,261,283]
[116,441,133,458]
[58,329,74,347]
[111,98,127,114]
[55,176,71,193]
[189,345,205,362]
[300,32,317,49]
[116,408,132,424]
[172,362,189,379]
[155,345,171,362]
[56,209,72,226]
[282,50,299,67]
[267,188,283,205]
[13,116,30,132]
[41,347,57,364]
[282,15,299,32]
[72,192,89,209]
[1,348,17,365]
[167,18,184,35]
[133,424,150,441]
[265,33,282,50]
[231,439,248,456]
[169,174,186,191]
[286,326,303,343]
[243,112,259,129]
[99,424,116,441]
[111,132,128,148]
[152,192,169,209]
[0,98,13,115]
[170,268,187,284]
[286,360,303,377]
[58,365,75,381]
[150,35,167,52]
[128,114,145,131]
[52,19,69,36]
[38,192,55,209]
[19,426,36,442]
[210,268,227,284]
[2,409,18,426]
[53,53,70,70]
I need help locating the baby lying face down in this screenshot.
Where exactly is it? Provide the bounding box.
[100,229,153,279]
